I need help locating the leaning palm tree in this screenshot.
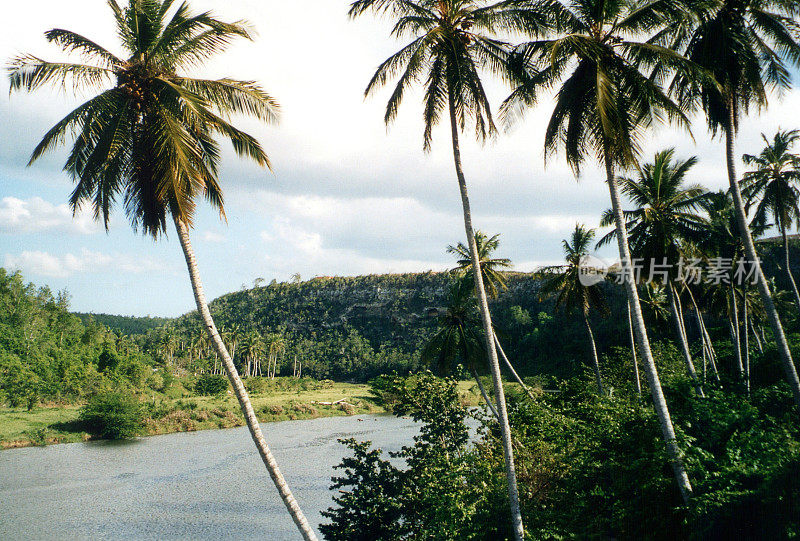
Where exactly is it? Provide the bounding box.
[743,129,800,311]
[348,1,542,535]
[541,224,608,394]
[7,1,316,538]
[668,0,800,410]
[503,0,696,502]
[598,149,707,396]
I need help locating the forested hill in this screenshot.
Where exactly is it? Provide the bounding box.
[164,271,630,381]
[75,313,170,336]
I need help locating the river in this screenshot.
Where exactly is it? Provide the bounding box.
[0,413,422,540]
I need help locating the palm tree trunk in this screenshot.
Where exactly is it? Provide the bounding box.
[174,217,318,541]
[667,282,704,397]
[627,300,642,398]
[448,91,524,540]
[603,150,693,503]
[686,288,721,383]
[752,320,764,353]
[582,312,605,395]
[494,335,535,400]
[724,107,800,410]
[782,228,800,312]
[743,284,750,396]
[469,365,499,419]
[730,285,744,380]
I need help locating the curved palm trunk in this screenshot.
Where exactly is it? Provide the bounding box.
[494,335,536,400]
[627,300,642,398]
[448,92,524,540]
[725,110,800,410]
[582,312,605,395]
[751,320,764,353]
[667,282,704,397]
[604,152,693,503]
[782,228,800,312]
[686,288,721,383]
[469,365,499,419]
[743,284,750,396]
[174,217,318,541]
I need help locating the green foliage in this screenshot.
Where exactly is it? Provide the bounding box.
[193,374,229,396]
[79,391,145,440]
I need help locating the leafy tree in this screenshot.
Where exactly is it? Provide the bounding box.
[80,391,145,440]
[8,1,315,537]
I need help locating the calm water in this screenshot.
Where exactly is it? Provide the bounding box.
[0,414,422,540]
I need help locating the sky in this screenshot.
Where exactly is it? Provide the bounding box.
[1,0,799,317]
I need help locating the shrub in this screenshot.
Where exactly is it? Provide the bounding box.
[79,392,145,439]
[194,374,228,396]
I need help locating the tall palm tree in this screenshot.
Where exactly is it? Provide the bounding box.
[669,0,800,410]
[503,0,696,502]
[541,224,607,394]
[8,1,316,538]
[743,129,800,311]
[598,149,707,396]
[348,1,542,535]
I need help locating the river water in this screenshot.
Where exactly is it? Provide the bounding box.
[0,414,422,540]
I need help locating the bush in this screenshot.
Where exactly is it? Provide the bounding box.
[194,374,229,396]
[79,392,145,439]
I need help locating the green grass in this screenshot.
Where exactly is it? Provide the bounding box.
[1,379,484,449]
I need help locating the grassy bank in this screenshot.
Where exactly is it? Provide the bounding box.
[1,379,482,449]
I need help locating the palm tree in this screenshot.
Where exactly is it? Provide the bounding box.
[598,149,707,396]
[503,0,696,502]
[669,0,800,410]
[743,129,800,311]
[448,231,534,398]
[541,224,607,394]
[8,2,316,538]
[448,231,512,299]
[422,280,500,419]
[348,1,541,535]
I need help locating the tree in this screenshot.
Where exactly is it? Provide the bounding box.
[8,1,316,538]
[448,231,512,299]
[598,149,707,396]
[504,0,696,502]
[541,224,607,394]
[670,0,800,411]
[743,129,800,311]
[422,280,499,419]
[348,1,541,535]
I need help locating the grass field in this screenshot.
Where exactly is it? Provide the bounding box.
[1,379,483,449]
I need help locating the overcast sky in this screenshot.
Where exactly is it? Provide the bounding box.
[1,0,798,317]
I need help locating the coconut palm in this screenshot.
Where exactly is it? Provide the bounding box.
[448,231,534,398]
[598,149,707,396]
[448,231,512,299]
[669,0,800,410]
[503,0,696,502]
[7,1,316,538]
[541,224,607,394]
[348,1,542,535]
[743,129,800,311]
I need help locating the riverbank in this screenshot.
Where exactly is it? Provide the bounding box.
[1,380,482,449]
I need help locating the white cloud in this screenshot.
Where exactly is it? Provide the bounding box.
[4,248,169,278]
[201,230,227,243]
[0,197,100,235]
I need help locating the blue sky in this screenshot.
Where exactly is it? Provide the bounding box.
[1,0,798,317]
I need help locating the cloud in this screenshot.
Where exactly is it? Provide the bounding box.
[0,197,100,235]
[201,230,227,243]
[4,248,169,278]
